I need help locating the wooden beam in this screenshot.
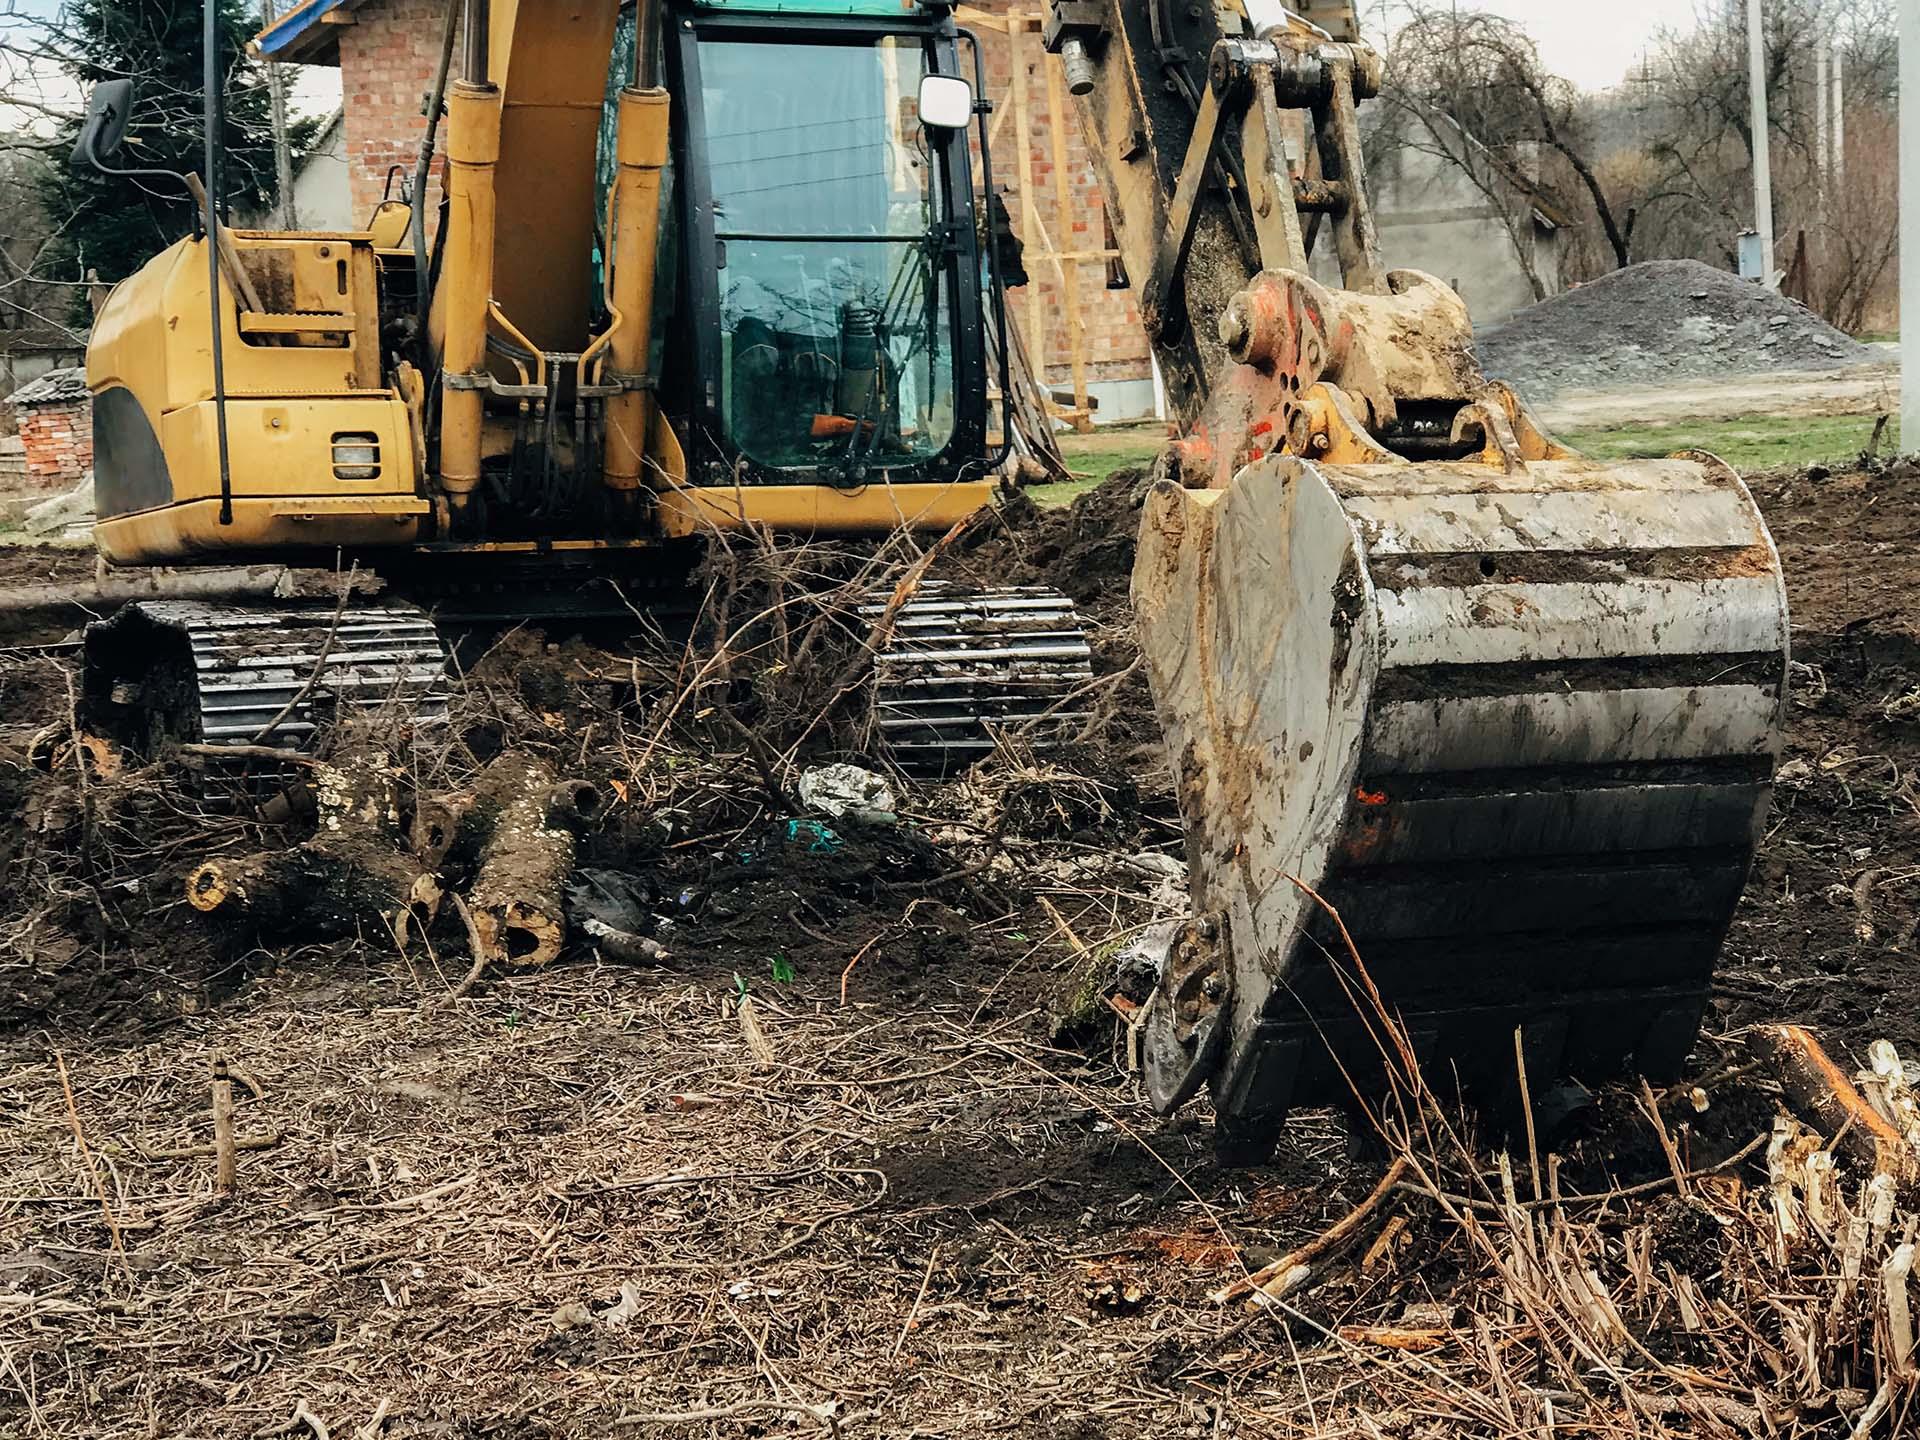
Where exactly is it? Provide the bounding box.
[953,5,1010,32]
[1007,15,1044,410]
[1043,46,1092,432]
[184,172,265,314]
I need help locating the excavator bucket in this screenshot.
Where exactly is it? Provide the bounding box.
[1042,0,1793,1159]
[1132,452,1788,1161]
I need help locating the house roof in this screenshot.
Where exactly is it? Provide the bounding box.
[251,0,368,65]
[8,367,89,407]
[1430,113,1578,232]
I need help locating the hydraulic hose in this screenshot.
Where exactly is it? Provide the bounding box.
[413,0,462,365]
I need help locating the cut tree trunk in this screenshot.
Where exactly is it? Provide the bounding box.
[465,756,603,967]
[1747,1025,1915,1180]
[186,746,429,941]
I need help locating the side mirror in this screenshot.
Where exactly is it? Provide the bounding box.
[71,80,135,171]
[918,74,973,131]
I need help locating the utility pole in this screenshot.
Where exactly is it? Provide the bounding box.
[1832,42,1846,186]
[1903,0,1918,452]
[263,0,298,229]
[1816,32,1831,191]
[1746,0,1776,285]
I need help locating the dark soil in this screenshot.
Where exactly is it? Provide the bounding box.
[1715,458,1920,1061]
[0,452,1914,1433]
[1477,259,1880,403]
[945,467,1156,625]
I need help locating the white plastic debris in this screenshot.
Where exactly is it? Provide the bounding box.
[798,763,896,820]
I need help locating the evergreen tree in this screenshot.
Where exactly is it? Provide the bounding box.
[34,0,312,316]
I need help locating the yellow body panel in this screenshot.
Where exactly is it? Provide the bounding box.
[655,480,997,537]
[87,228,425,564]
[95,496,429,566]
[86,14,1000,570]
[487,0,621,358]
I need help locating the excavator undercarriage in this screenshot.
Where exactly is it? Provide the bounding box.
[1050,0,1788,1159]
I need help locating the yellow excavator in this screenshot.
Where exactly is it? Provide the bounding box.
[71,0,1088,765]
[69,0,1790,1161]
[1048,0,1789,1160]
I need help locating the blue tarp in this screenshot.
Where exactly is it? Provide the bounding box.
[252,0,353,62]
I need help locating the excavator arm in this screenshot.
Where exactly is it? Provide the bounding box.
[1047,1,1790,1162]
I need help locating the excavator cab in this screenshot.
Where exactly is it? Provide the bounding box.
[667,13,993,493]
[76,0,1012,564]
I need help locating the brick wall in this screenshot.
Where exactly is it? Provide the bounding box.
[19,401,92,490]
[971,8,1154,392]
[337,0,457,227]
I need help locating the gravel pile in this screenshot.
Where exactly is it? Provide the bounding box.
[1475,259,1879,402]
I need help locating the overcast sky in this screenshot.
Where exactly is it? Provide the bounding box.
[1380,0,1697,91]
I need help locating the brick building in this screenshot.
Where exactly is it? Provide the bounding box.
[7,368,94,490]
[254,0,1160,418]
[969,10,1157,420]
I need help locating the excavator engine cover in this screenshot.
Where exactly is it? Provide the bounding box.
[1132,451,1788,1161]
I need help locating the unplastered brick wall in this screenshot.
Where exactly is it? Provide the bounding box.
[970,6,1154,392]
[7,368,92,490]
[337,0,458,228]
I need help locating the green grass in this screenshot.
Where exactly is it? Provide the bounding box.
[1028,425,1165,507]
[1023,412,1891,509]
[1558,412,1898,470]
[1857,331,1899,345]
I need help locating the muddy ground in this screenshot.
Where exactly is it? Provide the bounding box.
[1719,458,1920,1059]
[0,452,1916,1436]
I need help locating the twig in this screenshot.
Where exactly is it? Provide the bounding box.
[892,1243,940,1357]
[59,665,92,862]
[737,991,778,1069]
[839,931,888,1008]
[53,1051,128,1276]
[251,562,358,745]
[180,743,318,765]
[1514,1026,1543,1205]
[1213,1158,1409,1306]
[444,892,491,1000]
[353,1398,390,1440]
[211,1057,237,1196]
[267,1400,332,1440]
[840,900,934,1006]
[1639,1078,1691,1199]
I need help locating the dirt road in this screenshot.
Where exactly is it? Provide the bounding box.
[1535,360,1899,428]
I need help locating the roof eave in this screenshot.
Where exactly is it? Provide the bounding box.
[249,0,362,66]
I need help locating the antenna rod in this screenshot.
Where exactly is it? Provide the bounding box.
[204,0,234,524]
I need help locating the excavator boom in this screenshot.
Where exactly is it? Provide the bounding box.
[1049,0,1788,1159]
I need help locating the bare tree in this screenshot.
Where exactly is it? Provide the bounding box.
[1632,0,1898,324]
[1379,6,1637,278]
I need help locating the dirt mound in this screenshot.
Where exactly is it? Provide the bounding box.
[947,466,1154,622]
[1477,259,1878,402]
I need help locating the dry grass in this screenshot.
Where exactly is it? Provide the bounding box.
[0,527,1918,1437]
